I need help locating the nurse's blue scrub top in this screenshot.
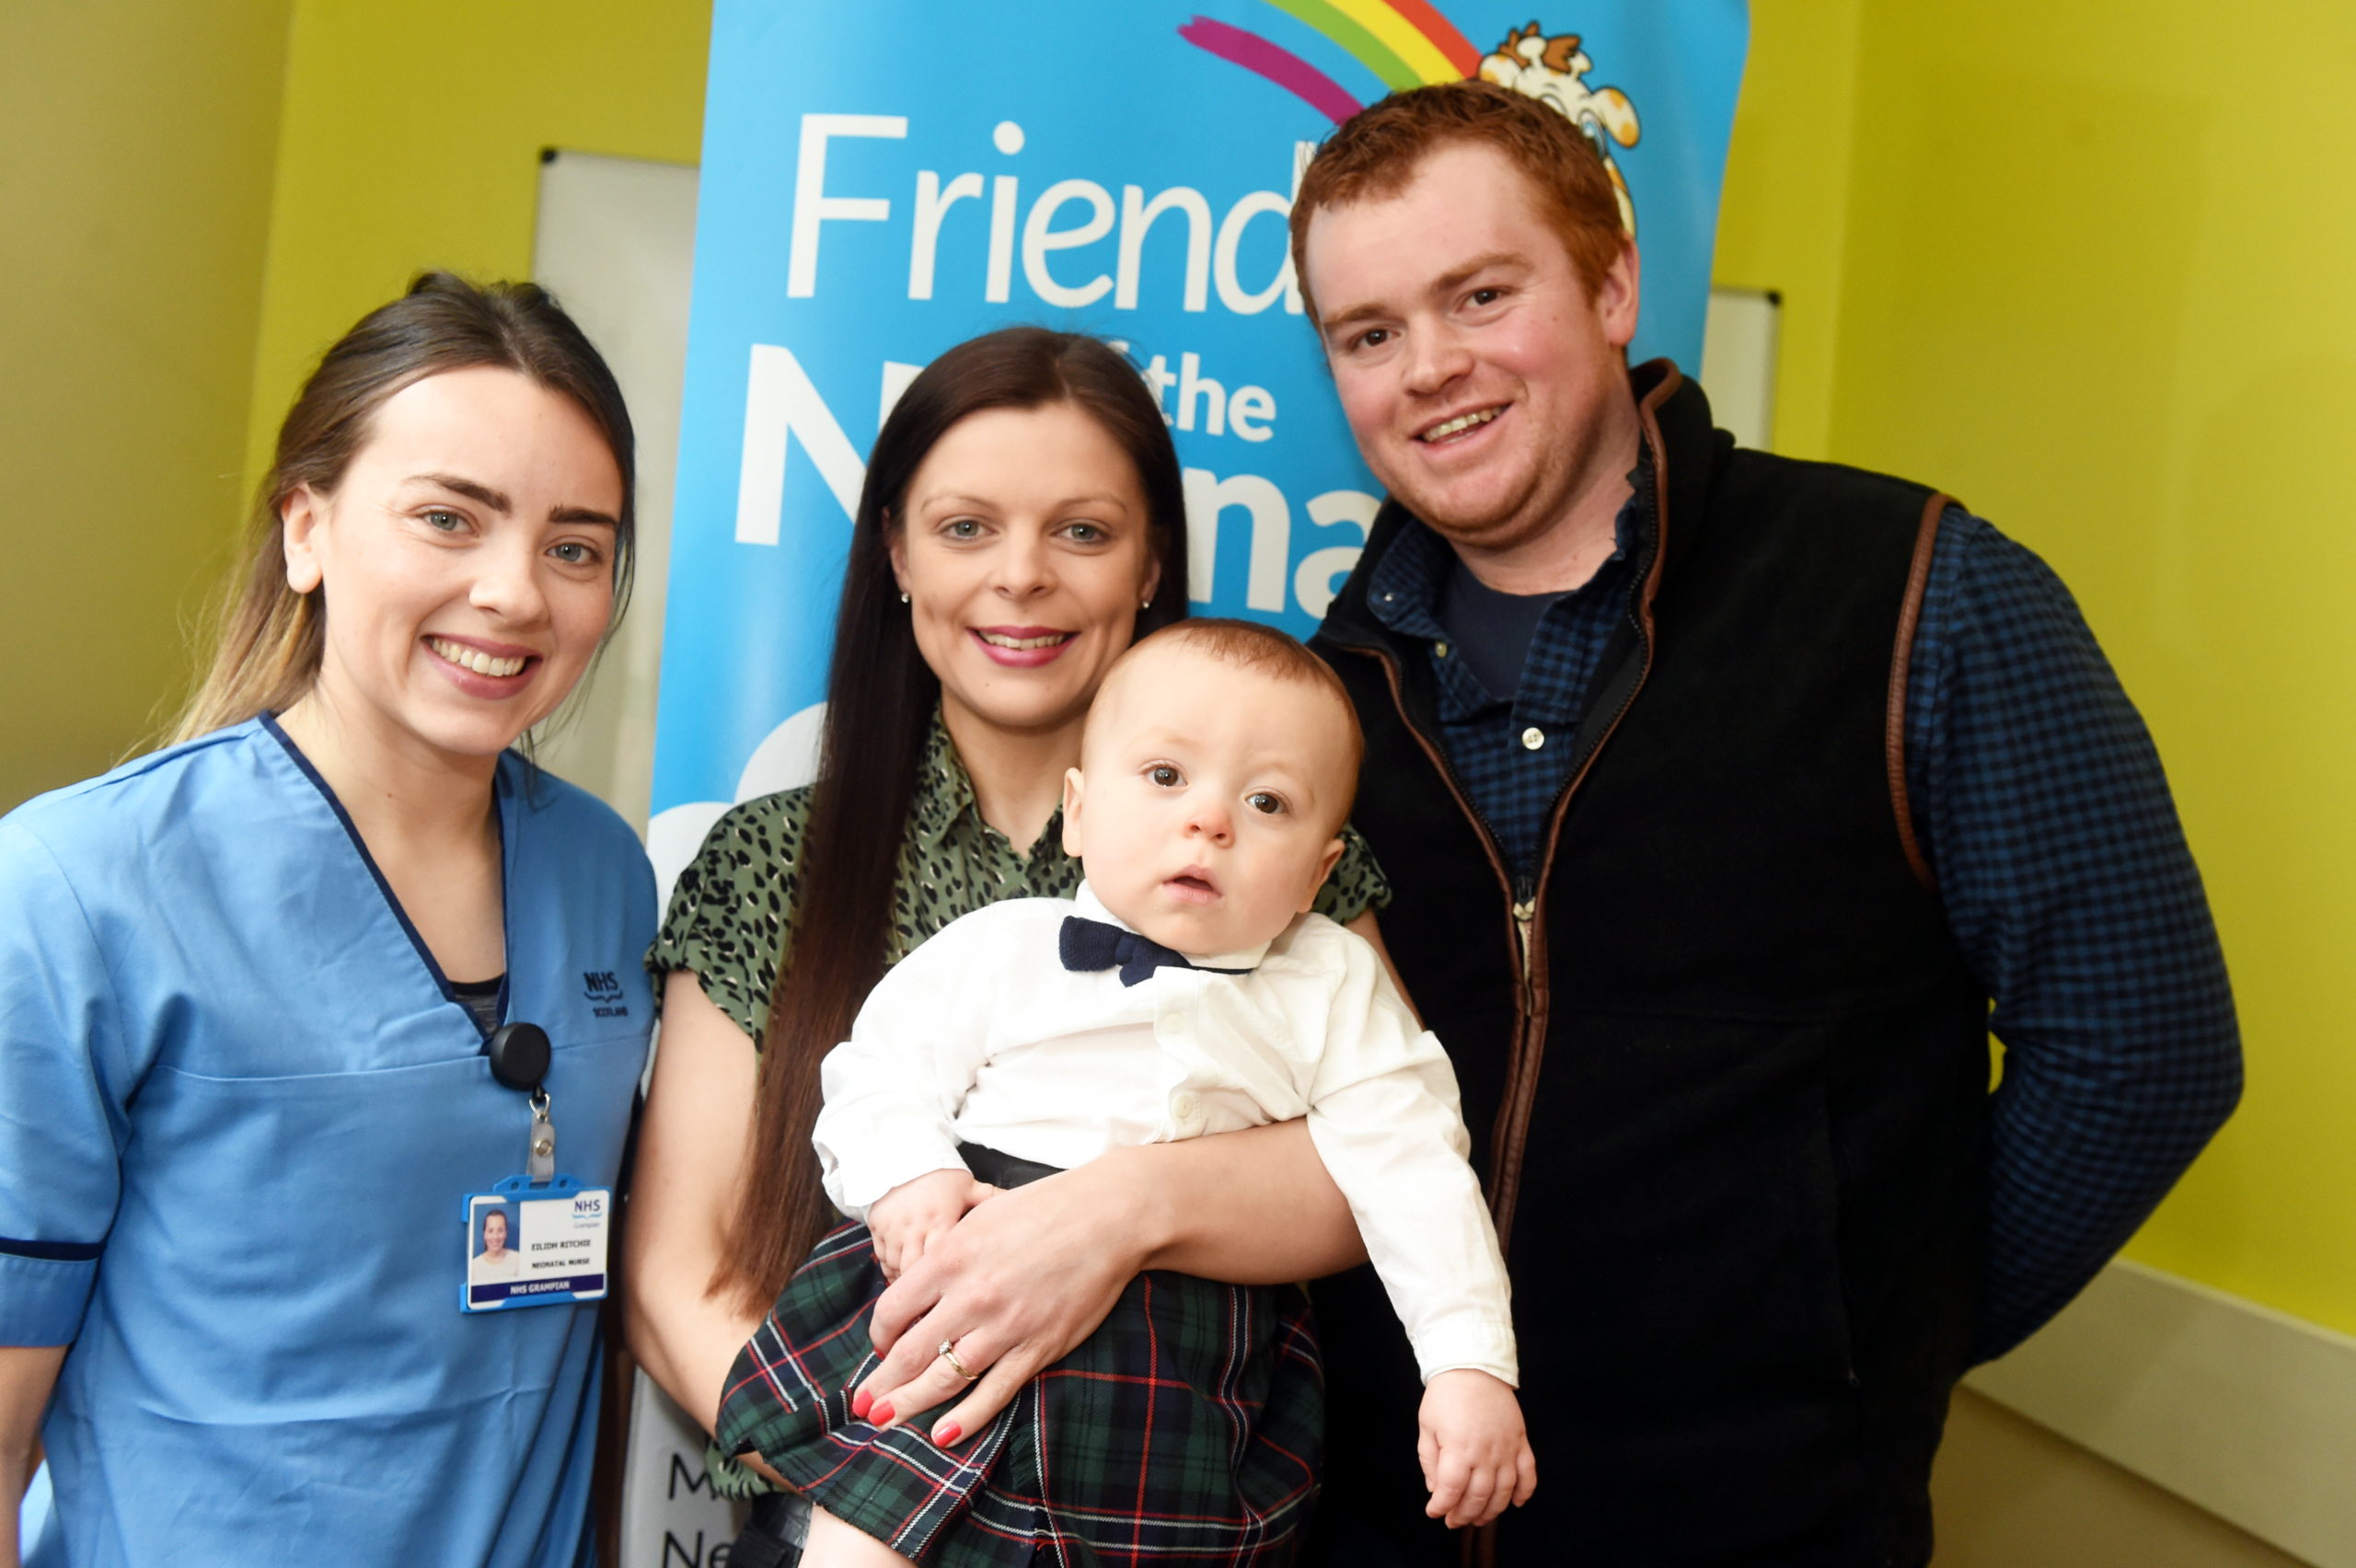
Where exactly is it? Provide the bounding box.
[0,717,655,1567]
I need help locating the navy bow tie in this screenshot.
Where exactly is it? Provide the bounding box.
[1058,916,1249,987]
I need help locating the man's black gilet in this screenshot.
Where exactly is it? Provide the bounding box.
[1308,364,1990,1566]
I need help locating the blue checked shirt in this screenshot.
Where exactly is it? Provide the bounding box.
[1369,473,2242,1364]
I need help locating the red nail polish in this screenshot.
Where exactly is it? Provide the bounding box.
[849,1389,873,1420]
[871,1401,895,1426]
[934,1421,961,1447]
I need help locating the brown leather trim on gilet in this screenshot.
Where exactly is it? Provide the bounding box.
[1884,491,1952,894]
[1481,365,1680,1262]
[1463,370,1679,1568]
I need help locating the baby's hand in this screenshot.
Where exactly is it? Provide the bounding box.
[1417,1368,1537,1529]
[865,1169,997,1280]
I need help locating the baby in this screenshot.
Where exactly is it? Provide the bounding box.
[720,619,1532,1566]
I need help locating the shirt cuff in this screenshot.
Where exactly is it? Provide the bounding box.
[823,1153,973,1223]
[1408,1314,1519,1387]
[0,1251,98,1345]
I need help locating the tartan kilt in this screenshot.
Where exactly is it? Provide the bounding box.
[717,1219,1325,1566]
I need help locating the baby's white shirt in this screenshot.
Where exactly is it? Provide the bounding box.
[813,882,1517,1385]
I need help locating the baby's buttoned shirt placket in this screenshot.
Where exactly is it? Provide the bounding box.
[1152,983,1204,1137]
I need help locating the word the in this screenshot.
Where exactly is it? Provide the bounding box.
[1141,352,1276,441]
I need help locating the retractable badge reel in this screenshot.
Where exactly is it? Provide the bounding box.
[457,1022,612,1313]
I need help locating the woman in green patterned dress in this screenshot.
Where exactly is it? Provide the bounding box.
[622,329,1389,1552]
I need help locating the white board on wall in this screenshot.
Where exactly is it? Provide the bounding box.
[530,149,742,1567]
[1700,285,1781,451]
[531,148,699,834]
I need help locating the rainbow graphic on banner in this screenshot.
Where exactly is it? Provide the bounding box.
[1179,0,1480,122]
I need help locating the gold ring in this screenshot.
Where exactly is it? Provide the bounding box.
[937,1339,978,1381]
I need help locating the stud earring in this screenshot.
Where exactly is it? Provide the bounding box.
[1141,596,1153,610]
[899,592,910,605]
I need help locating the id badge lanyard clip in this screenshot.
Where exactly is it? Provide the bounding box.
[488,1022,556,1183]
[528,1088,556,1183]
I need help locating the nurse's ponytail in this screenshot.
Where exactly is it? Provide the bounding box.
[169,272,636,744]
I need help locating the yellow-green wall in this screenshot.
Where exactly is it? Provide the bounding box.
[1723,0,2356,1336]
[242,0,711,491]
[1712,0,1865,462]
[0,0,294,811]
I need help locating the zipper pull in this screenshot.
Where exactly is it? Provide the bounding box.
[1511,898,1536,982]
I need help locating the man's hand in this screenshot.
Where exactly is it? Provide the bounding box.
[865,1169,998,1282]
[1417,1368,1537,1528]
[849,1164,1151,1447]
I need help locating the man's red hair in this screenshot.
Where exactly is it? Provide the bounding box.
[1288,80,1629,326]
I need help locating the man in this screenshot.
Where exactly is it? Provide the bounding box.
[1291,82,2241,1564]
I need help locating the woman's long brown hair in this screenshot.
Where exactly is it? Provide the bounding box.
[716,328,1190,1310]
[167,272,636,744]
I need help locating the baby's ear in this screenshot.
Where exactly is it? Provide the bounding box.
[1060,767,1088,858]
[1298,835,1347,912]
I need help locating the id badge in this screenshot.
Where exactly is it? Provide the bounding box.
[460,1174,610,1312]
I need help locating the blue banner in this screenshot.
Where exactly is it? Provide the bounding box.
[646,0,1748,881]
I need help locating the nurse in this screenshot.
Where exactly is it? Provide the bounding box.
[0,273,655,1567]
